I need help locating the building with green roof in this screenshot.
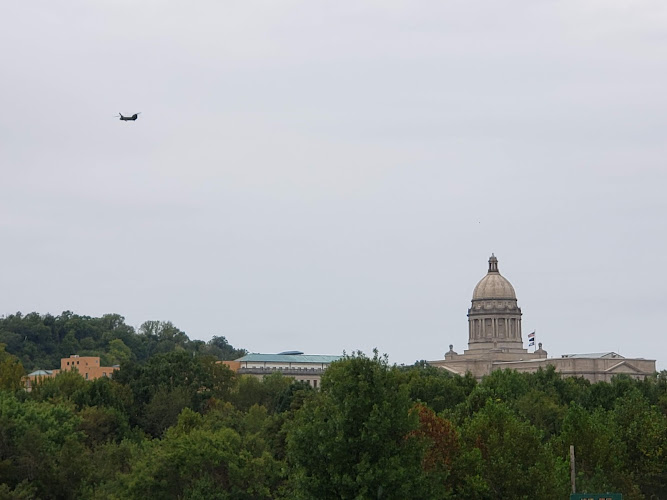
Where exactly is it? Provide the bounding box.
[233,351,343,388]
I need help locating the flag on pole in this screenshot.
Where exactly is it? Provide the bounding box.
[528,331,535,347]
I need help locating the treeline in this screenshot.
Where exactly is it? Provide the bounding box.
[0,346,666,499]
[0,311,246,371]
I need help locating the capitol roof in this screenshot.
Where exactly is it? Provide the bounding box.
[560,352,625,359]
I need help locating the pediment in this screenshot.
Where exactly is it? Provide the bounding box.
[605,361,641,374]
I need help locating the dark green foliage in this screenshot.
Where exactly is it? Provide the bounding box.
[0,481,36,500]
[273,379,314,414]
[0,311,246,372]
[230,372,294,413]
[556,403,628,493]
[401,361,477,413]
[0,391,88,499]
[286,351,447,499]
[113,351,237,436]
[115,426,281,499]
[29,369,90,403]
[108,407,285,500]
[460,399,566,499]
[1,319,666,499]
[78,405,132,446]
[0,344,24,392]
[199,335,248,361]
[611,391,667,498]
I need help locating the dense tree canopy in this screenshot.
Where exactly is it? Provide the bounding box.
[0,313,665,499]
[287,351,441,499]
[0,311,246,372]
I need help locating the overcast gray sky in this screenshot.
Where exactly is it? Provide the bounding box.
[1,1,666,370]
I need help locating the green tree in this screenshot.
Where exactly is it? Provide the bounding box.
[286,351,439,499]
[142,385,193,436]
[0,310,244,371]
[0,481,36,500]
[514,389,566,438]
[0,392,88,499]
[460,399,566,499]
[198,335,247,360]
[139,320,190,355]
[611,390,667,497]
[78,405,132,446]
[107,338,133,365]
[556,403,631,494]
[113,409,283,500]
[0,344,24,392]
[400,361,476,413]
[113,351,236,435]
[230,372,293,413]
[29,369,89,402]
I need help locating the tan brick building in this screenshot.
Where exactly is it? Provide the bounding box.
[24,354,119,389]
[59,354,118,380]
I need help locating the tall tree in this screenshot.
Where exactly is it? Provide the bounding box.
[0,344,24,392]
[286,351,440,499]
[112,409,284,500]
[460,399,567,499]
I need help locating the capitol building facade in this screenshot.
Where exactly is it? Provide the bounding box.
[428,255,656,382]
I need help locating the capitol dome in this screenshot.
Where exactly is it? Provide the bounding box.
[466,254,524,352]
[472,254,516,300]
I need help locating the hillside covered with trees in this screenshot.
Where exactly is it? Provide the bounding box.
[0,328,666,499]
[0,311,246,371]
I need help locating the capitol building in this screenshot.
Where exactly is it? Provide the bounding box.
[428,255,656,382]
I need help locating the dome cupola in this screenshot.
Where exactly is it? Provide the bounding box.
[472,254,517,300]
